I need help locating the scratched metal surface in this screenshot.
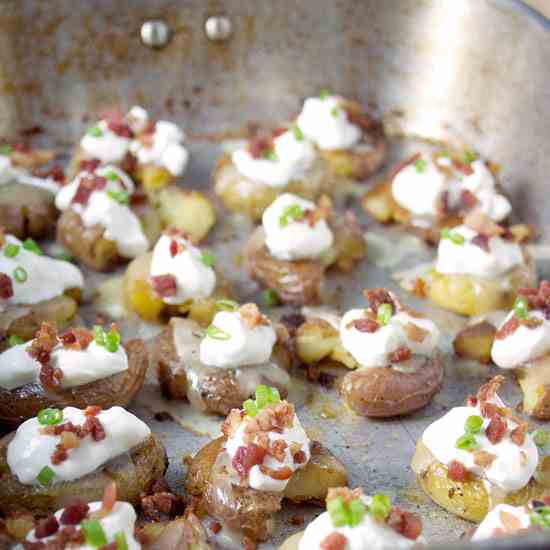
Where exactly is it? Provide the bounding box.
[2,1,550,548]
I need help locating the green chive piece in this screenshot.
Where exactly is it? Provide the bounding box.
[8,334,24,347]
[93,325,106,346]
[265,150,278,162]
[206,325,231,340]
[293,125,304,141]
[0,144,13,156]
[414,158,428,173]
[377,303,393,325]
[279,204,306,228]
[216,299,239,312]
[56,252,75,263]
[319,89,331,100]
[327,496,348,527]
[13,266,27,283]
[201,251,215,268]
[465,415,484,434]
[87,126,103,138]
[441,227,465,245]
[37,465,55,486]
[369,493,391,521]
[82,519,108,547]
[348,498,366,527]
[533,429,550,448]
[104,170,119,181]
[114,531,129,550]
[106,189,129,205]
[23,238,44,256]
[104,329,120,353]
[254,385,280,410]
[464,150,477,164]
[243,399,258,417]
[261,289,279,307]
[37,408,63,426]
[455,433,479,451]
[438,150,450,158]
[330,106,339,117]
[514,296,530,321]
[530,506,550,529]
[4,243,20,258]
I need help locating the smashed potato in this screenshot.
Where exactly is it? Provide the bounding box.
[517,356,550,420]
[453,321,497,364]
[137,513,212,550]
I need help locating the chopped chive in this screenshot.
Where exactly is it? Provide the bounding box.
[369,493,391,521]
[330,106,339,117]
[327,496,348,527]
[200,251,215,268]
[348,498,366,527]
[86,126,103,138]
[243,385,280,416]
[530,506,550,529]
[4,243,20,258]
[319,89,331,100]
[265,150,278,162]
[0,144,13,155]
[464,150,477,164]
[293,125,304,141]
[114,532,129,550]
[414,158,428,173]
[23,238,44,256]
[37,465,55,486]
[377,303,393,325]
[56,252,74,263]
[104,329,120,353]
[533,429,550,448]
[464,415,484,434]
[13,266,27,283]
[441,227,465,245]
[37,408,63,426]
[261,289,279,307]
[243,399,258,417]
[216,299,238,312]
[104,170,119,181]
[279,204,305,228]
[455,433,479,451]
[82,519,108,547]
[8,334,24,347]
[93,325,106,346]
[514,296,530,321]
[206,325,231,340]
[106,189,129,205]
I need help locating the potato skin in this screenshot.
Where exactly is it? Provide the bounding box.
[137,513,212,550]
[0,433,167,515]
[0,183,58,240]
[517,355,550,419]
[0,339,148,427]
[338,354,444,418]
[453,321,496,364]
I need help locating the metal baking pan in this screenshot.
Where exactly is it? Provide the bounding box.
[2,1,550,548]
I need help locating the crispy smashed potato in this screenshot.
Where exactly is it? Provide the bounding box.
[517,356,550,419]
[135,164,174,196]
[453,321,497,364]
[137,513,212,550]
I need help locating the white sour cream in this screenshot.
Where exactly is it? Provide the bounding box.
[232,129,317,187]
[339,309,440,368]
[199,309,276,369]
[0,234,83,306]
[0,154,61,194]
[262,193,334,261]
[296,95,362,151]
[435,225,523,278]
[150,233,216,305]
[226,410,311,492]
[80,120,132,164]
[7,406,150,485]
[472,503,531,541]
[298,495,421,550]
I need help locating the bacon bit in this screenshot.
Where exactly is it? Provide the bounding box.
[27,322,57,363]
[473,451,496,468]
[169,239,179,257]
[363,288,395,314]
[486,415,507,444]
[60,501,89,525]
[499,510,523,532]
[0,273,13,300]
[259,464,293,480]
[511,423,527,446]
[51,445,69,465]
[387,153,421,182]
[403,322,428,343]
[61,431,81,450]
[291,514,304,526]
[280,313,306,334]
[460,189,479,210]
[232,444,266,480]
[518,281,550,312]
[79,158,101,173]
[327,487,364,504]
[351,318,380,333]
[102,482,117,513]
[453,159,474,176]
[32,165,65,183]
[495,315,520,340]
[59,328,93,350]
[107,119,133,138]
[85,405,102,417]
[305,194,332,227]
[99,542,117,550]
[466,395,478,408]
[239,303,270,328]
[72,175,107,205]
[464,212,504,237]
[471,233,490,253]
[83,415,106,442]
[411,277,428,299]
[140,492,179,521]
[320,532,347,550]
[479,402,499,419]
[248,136,273,159]
[271,127,287,139]
[390,346,412,363]
[522,317,543,330]
[293,450,307,464]
[478,375,506,403]
[387,508,422,540]
[151,274,178,298]
[448,460,469,482]
[34,515,59,539]
[210,521,222,534]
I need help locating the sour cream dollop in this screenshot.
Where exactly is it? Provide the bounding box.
[339,309,440,368]
[150,233,216,305]
[232,129,317,187]
[435,225,523,278]
[199,308,276,368]
[297,95,362,151]
[19,501,141,550]
[7,406,150,485]
[0,339,128,390]
[422,398,538,492]
[472,503,531,541]
[262,193,334,261]
[299,496,422,550]
[0,154,61,193]
[80,120,132,165]
[0,234,83,307]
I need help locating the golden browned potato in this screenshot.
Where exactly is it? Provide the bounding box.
[186,437,348,541]
[0,433,167,515]
[0,511,34,542]
[134,164,174,196]
[0,339,148,426]
[412,440,550,522]
[338,355,444,418]
[137,513,212,550]
[517,355,550,420]
[453,321,497,364]
[0,183,58,240]
[152,319,292,416]
[123,252,233,325]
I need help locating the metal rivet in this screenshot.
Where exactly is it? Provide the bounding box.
[140,20,172,49]
[205,15,232,41]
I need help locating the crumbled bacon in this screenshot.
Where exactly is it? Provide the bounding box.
[169,239,179,257]
[466,395,478,408]
[320,532,347,550]
[151,274,177,297]
[522,317,543,330]
[280,313,306,333]
[363,288,394,314]
[34,515,59,539]
[60,501,89,525]
[460,189,479,210]
[101,482,117,513]
[486,415,507,444]
[477,375,506,403]
[141,492,178,520]
[495,316,520,340]
[511,423,527,446]
[59,328,93,351]
[248,136,273,159]
[210,521,222,534]
[79,158,101,173]
[0,273,13,300]
[83,415,106,442]
[473,451,496,468]
[453,159,474,176]
[266,439,288,462]
[71,175,107,206]
[351,318,379,333]
[326,487,363,504]
[232,444,266,480]
[120,152,137,175]
[464,212,504,237]
[479,401,499,419]
[85,405,102,417]
[387,508,422,540]
[60,431,80,450]
[27,322,57,363]
[471,234,490,253]
[39,364,62,388]
[387,153,421,182]
[411,277,428,298]
[239,303,270,328]
[390,346,412,363]
[51,444,69,465]
[32,165,65,183]
[259,464,293,480]
[518,281,550,312]
[304,195,332,227]
[293,450,307,464]
[403,322,428,343]
[107,119,133,138]
[448,460,469,482]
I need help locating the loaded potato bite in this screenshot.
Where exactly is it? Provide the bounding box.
[0,322,147,425]
[153,303,292,415]
[491,281,550,419]
[0,232,83,343]
[412,376,550,523]
[362,149,512,243]
[0,405,166,515]
[426,213,536,316]
[123,229,231,324]
[295,91,387,181]
[245,193,366,305]
[186,386,348,542]
[56,165,158,271]
[280,487,423,550]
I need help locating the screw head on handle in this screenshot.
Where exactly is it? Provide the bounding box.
[205,15,232,41]
[140,19,172,49]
